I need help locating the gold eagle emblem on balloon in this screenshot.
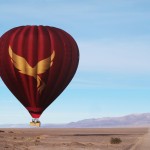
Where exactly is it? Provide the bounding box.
[9,46,55,94]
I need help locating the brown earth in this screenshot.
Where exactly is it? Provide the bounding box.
[0,128,148,150]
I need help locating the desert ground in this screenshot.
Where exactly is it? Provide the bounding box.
[0,128,148,150]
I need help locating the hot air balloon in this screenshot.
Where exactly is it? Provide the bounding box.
[0,26,79,127]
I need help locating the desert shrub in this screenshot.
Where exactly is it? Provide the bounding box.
[110,137,122,144]
[36,136,40,139]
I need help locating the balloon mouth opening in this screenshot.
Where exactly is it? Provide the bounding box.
[26,107,43,118]
[30,113,41,118]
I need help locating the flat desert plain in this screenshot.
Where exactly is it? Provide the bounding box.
[0,128,148,150]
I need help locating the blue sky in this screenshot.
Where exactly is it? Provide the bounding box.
[0,0,150,124]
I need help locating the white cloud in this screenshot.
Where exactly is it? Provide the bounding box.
[1,0,150,25]
[71,75,150,90]
[78,37,150,73]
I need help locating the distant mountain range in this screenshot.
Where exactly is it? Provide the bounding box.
[65,113,150,128]
[1,113,150,128]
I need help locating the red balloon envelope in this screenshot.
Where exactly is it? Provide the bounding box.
[0,26,79,118]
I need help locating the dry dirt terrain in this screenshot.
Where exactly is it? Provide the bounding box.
[131,128,150,150]
[0,128,148,150]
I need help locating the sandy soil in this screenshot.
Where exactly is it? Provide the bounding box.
[0,128,148,150]
[131,128,150,150]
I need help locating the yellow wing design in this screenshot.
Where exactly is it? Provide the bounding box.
[9,46,35,76]
[9,46,55,94]
[35,50,55,74]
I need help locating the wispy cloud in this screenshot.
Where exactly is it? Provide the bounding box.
[1,1,150,23]
[70,69,150,90]
[78,37,150,73]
